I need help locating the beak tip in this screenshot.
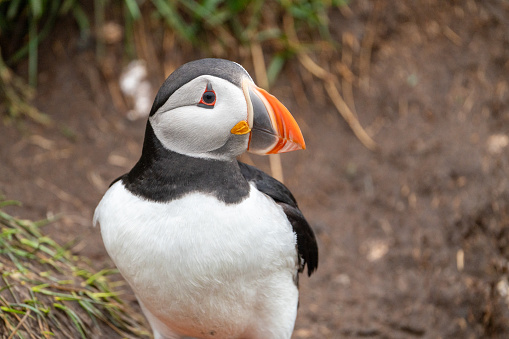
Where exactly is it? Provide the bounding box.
[246,82,307,155]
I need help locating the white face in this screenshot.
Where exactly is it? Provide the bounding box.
[149,75,250,160]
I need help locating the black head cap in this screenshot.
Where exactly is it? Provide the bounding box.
[149,58,253,116]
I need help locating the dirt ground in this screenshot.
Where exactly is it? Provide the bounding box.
[2,0,509,338]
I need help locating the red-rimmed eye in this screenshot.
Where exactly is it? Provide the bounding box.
[198,84,216,108]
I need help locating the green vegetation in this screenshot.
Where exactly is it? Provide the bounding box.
[0,0,89,125]
[0,0,348,124]
[101,0,347,84]
[121,0,345,44]
[0,0,89,87]
[0,198,150,338]
[0,51,51,126]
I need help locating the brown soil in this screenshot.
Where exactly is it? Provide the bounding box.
[2,0,509,338]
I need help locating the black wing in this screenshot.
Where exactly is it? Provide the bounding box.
[238,161,318,276]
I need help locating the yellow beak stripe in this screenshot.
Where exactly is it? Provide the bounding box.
[230,121,251,135]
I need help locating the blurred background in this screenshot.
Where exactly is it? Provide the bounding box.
[1,0,509,338]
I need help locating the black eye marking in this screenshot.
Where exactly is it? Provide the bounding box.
[198,83,216,108]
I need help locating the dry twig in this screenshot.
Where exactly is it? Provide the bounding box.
[0,47,51,125]
[341,32,357,117]
[283,15,378,151]
[7,310,32,339]
[359,1,382,92]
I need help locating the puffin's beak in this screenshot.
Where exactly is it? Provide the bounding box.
[242,79,306,154]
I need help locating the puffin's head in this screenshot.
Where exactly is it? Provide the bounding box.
[148,58,305,160]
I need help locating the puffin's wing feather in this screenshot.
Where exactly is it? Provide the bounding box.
[237,161,298,207]
[238,161,318,276]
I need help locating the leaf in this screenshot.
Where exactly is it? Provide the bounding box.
[29,0,43,19]
[83,268,118,286]
[1,306,26,314]
[151,0,195,42]
[20,237,40,248]
[54,303,87,339]
[7,0,24,20]
[32,283,50,293]
[124,0,141,20]
[0,200,22,208]
[9,303,46,316]
[267,54,287,86]
[71,4,91,38]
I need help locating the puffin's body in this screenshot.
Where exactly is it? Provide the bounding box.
[94,59,318,339]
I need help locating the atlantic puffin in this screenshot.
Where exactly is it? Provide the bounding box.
[94,58,318,339]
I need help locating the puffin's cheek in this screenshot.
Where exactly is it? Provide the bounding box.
[175,116,230,152]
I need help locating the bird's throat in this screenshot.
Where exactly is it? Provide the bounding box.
[122,123,250,204]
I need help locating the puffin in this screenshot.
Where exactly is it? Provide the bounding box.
[94,58,318,339]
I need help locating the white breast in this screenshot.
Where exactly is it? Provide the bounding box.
[94,181,299,338]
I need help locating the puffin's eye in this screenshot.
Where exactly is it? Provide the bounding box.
[202,92,215,104]
[198,84,216,108]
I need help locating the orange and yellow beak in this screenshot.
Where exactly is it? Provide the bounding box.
[240,79,306,155]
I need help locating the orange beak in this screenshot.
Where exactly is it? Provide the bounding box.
[242,79,306,155]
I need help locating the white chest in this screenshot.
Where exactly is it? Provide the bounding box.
[94,182,298,336]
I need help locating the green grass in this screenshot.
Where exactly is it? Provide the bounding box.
[0,0,348,124]
[0,49,51,126]
[0,0,89,87]
[0,0,89,125]
[1,0,347,80]
[115,0,348,84]
[0,198,150,338]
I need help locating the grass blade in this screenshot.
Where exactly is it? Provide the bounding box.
[267,53,287,87]
[1,306,26,314]
[29,0,42,19]
[6,0,23,20]
[53,303,87,339]
[28,16,38,87]
[71,4,90,39]
[125,0,141,20]
[151,0,196,43]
